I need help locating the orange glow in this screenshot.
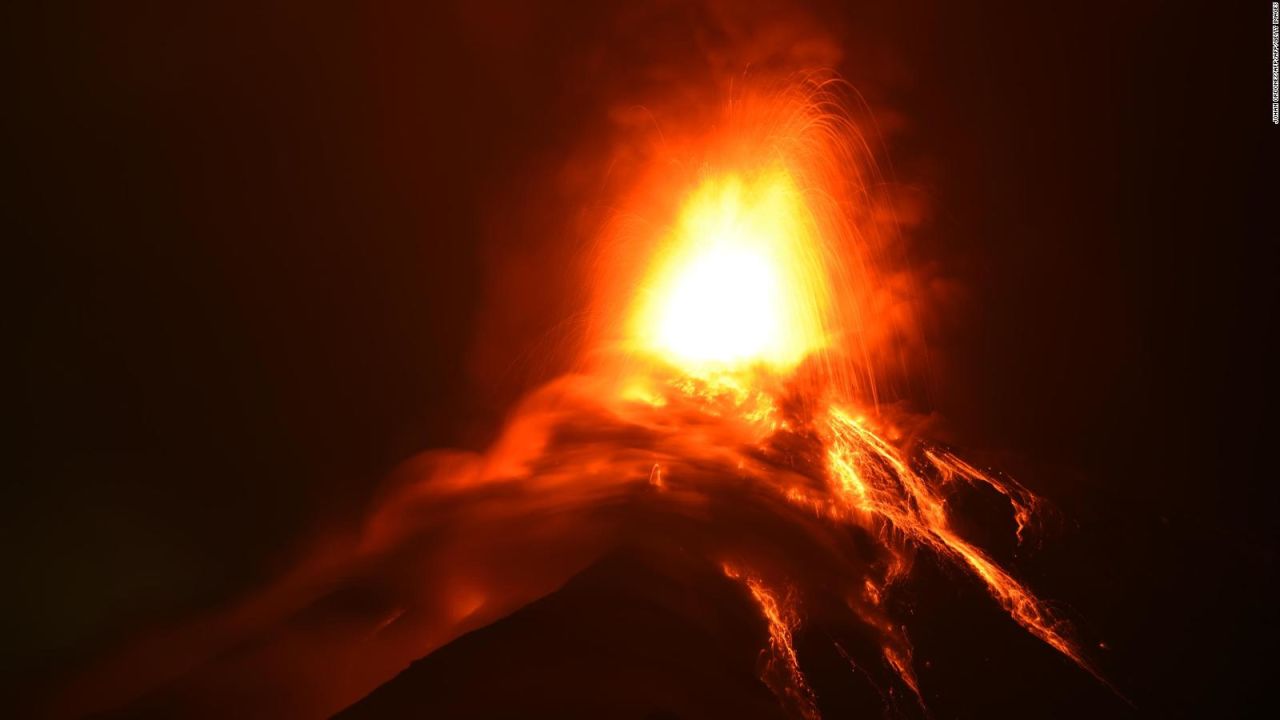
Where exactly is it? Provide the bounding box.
[629,169,831,371]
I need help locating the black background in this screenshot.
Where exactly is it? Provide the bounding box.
[5,1,1277,716]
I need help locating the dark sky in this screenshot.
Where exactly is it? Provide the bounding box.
[5,1,1277,716]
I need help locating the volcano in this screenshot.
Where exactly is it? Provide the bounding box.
[12,3,1271,719]
[52,72,1128,720]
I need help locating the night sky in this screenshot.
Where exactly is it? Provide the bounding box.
[6,1,1276,717]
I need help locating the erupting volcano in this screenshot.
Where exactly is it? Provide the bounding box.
[60,76,1114,720]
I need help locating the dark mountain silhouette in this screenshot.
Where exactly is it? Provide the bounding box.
[336,545,788,719]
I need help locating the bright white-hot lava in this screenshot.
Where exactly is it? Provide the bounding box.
[630,169,831,371]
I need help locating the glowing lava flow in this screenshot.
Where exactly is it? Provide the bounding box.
[821,409,1091,674]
